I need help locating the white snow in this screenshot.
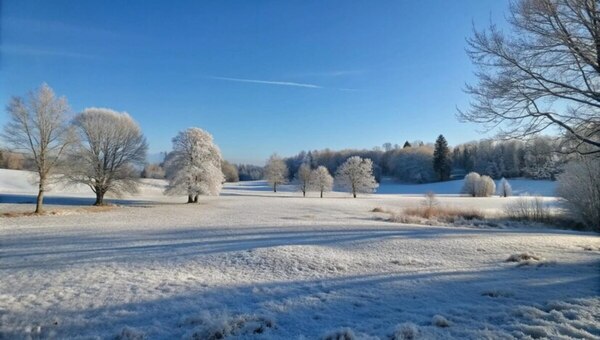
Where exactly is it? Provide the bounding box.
[0,169,598,339]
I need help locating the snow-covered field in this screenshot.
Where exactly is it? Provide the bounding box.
[0,169,598,339]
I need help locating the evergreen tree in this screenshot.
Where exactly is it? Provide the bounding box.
[403,141,412,148]
[433,134,452,181]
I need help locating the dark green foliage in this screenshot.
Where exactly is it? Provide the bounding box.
[433,134,452,181]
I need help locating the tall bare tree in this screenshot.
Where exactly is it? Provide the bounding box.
[2,84,73,213]
[459,0,600,155]
[67,108,148,205]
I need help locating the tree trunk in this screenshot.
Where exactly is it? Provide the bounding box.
[353,192,356,198]
[94,191,105,206]
[187,195,194,203]
[320,190,323,198]
[35,186,44,214]
[273,183,277,193]
[194,195,199,203]
[302,189,306,197]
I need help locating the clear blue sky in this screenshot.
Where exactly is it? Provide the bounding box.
[1,0,509,164]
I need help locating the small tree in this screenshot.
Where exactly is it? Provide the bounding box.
[310,165,333,198]
[335,156,378,198]
[403,141,412,148]
[462,172,481,197]
[557,157,600,231]
[1,84,74,213]
[164,128,224,203]
[295,163,312,197]
[498,178,512,197]
[67,108,148,205]
[265,154,288,192]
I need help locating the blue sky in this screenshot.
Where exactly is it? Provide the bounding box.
[1,1,509,164]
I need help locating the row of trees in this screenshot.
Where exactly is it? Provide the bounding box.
[1,84,230,212]
[265,155,378,198]
[280,134,567,185]
[2,84,148,212]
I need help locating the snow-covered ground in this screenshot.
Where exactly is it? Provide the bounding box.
[0,169,598,339]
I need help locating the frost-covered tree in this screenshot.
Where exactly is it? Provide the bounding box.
[221,160,239,182]
[433,134,452,181]
[462,172,495,197]
[67,108,148,205]
[2,84,75,213]
[295,163,312,197]
[164,128,224,203]
[310,165,333,198]
[335,156,378,198]
[462,172,481,197]
[498,177,512,197]
[557,157,600,231]
[477,175,496,197]
[265,154,288,192]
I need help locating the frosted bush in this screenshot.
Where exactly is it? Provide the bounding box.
[322,327,356,340]
[432,314,451,327]
[557,157,600,231]
[392,322,419,340]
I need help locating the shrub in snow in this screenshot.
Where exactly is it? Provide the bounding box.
[310,166,334,198]
[265,154,289,192]
[422,191,439,210]
[498,177,512,197]
[335,156,378,198]
[164,128,224,203]
[432,314,450,328]
[295,163,312,197]
[504,196,550,222]
[557,157,600,231]
[476,175,496,197]
[392,322,419,340]
[461,172,495,197]
[322,327,356,340]
[116,327,144,340]
[462,172,481,197]
[506,253,542,262]
[186,312,275,339]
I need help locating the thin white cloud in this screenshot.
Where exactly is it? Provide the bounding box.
[292,70,365,77]
[0,44,96,59]
[206,76,322,89]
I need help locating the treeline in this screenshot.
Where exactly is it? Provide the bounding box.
[281,136,567,184]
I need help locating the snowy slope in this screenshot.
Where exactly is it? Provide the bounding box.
[1,170,598,339]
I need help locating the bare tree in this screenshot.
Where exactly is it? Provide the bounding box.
[2,84,73,213]
[335,156,378,198]
[460,0,600,155]
[265,154,288,192]
[295,163,312,197]
[164,128,224,203]
[66,108,148,205]
[310,166,334,198]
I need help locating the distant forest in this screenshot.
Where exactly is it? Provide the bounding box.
[277,136,566,184]
[1,135,567,184]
